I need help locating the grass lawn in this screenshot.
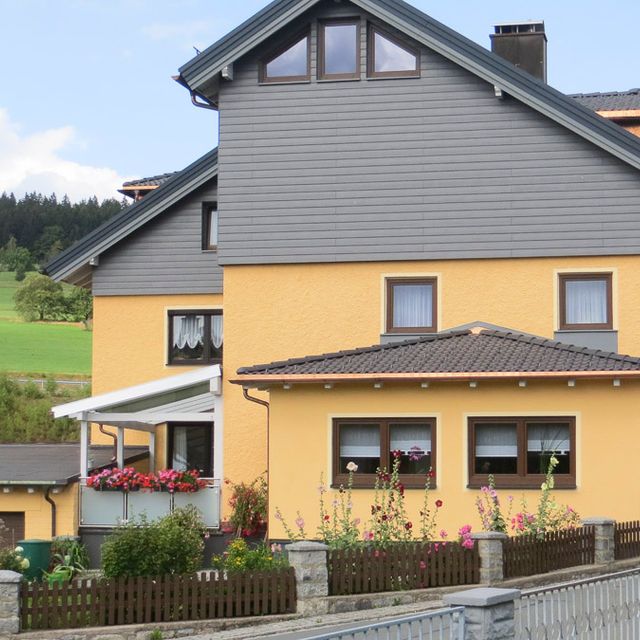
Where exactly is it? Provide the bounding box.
[0,271,92,376]
[0,319,92,376]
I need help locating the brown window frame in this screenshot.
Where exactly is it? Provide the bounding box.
[167,309,223,366]
[386,277,438,334]
[367,24,421,79]
[202,203,218,251]
[260,28,312,84]
[468,417,576,490]
[558,272,613,331]
[318,19,361,81]
[167,422,214,479]
[333,417,437,489]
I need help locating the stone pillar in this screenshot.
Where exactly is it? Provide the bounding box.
[444,587,520,640]
[471,532,507,584]
[582,517,616,564]
[0,571,22,635]
[287,541,329,615]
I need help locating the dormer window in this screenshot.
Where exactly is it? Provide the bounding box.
[319,20,360,80]
[368,25,420,78]
[261,31,310,83]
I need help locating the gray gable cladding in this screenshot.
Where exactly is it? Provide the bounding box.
[93,180,222,296]
[215,2,640,265]
[44,149,219,289]
[179,0,640,173]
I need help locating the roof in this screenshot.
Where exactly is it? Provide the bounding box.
[0,444,148,486]
[234,327,640,384]
[121,172,178,189]
[571,89,640,113]
[44,148,218,286]
[178,0,640,174]
[52,365,221,425]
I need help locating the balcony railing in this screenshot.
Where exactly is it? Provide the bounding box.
[79,481,221,528]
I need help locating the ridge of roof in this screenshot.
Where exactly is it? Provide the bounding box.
[178,0,640,173]
[236,327,640,376]
[44,148,218,283]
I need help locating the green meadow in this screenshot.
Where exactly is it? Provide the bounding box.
[0,272,92,376]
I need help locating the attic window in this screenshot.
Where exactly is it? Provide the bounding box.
[368,25,420,78]
[261,31,310,83]
[319,20,360,80]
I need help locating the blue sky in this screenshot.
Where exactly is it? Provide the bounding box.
[1,0,639,201]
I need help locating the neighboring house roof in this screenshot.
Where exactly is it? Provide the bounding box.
[118,172,179,198]
[178,0,640,173]
[44,148,218,287]
[234,327,640,384]
[571,89,640,112]
[0,444,148,486]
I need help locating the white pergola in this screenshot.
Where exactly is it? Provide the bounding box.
[52,366,223,479]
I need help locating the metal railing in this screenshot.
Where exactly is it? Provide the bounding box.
[300,607,465,640]
[79,481,221,528]
[516,567,640,639]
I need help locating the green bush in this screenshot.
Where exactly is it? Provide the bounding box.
[101,507,206,578]
[212,539,289,574]
[0,546,29,573]
[49,538,90,574]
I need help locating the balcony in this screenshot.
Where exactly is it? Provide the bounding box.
[79,481,221,529]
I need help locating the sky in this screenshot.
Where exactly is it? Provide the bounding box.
[1,0,639,202]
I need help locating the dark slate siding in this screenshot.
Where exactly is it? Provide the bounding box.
[93,181,222,295]
[216,2,640,265]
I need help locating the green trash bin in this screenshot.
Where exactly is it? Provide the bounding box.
[17,539,52,581]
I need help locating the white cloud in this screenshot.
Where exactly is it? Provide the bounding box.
[0,109,129,203]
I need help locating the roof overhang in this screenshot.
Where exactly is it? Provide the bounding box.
[233,369,640,388]
[178,0,640,174]
[53,365,221,429]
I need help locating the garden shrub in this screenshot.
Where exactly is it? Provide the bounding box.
[212,539,288,574]
[0,546,29,573]
[224,474,267,537]
[101,506,206,578]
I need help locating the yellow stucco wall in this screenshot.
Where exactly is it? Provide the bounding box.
[92,293,223,449]
[266,380,640,539]
[0,486,78,540]
[222,256,640,494]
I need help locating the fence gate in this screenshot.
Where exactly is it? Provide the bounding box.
[515,568,640,639]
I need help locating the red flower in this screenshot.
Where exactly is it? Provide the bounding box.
[324,515,330,521]
[391,449,402,459]
[435,500,443,508]
[405,521,413,530]
[427,471,435,479]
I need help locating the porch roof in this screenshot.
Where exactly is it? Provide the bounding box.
[52,365,221,428]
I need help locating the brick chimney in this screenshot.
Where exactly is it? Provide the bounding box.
[491,21,547,83]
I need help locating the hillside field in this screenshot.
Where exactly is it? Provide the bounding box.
[0,272,92,376]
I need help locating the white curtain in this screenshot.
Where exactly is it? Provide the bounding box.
[340,425,380,458]
[390,424,431,454]
[476,424,518,458]
[565,280,607,324]
[173,315,204,350]
[393,284,432,328]
[172,427,188,470]
[211,315,224,350]
[527,424,570,454]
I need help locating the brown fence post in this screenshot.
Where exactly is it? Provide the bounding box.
[0,571,22,635]
[287,541,329,615]
[582,518,615,564]
[471,532,507,585]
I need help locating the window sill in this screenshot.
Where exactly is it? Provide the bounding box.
[366,74,421,81]
[332,481,436,490]
[259,79,311,86]
[167,361,222,367]
[317,77,362,83]
[467,482,576,491]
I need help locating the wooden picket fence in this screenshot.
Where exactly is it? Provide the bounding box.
[503,526,595,579]
[614,520,640,560]
[21,569,296,631]
[327,542,480,596]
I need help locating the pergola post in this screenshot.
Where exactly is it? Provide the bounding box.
[80,420,89,479]
[148,431,156,472]
[116,426,125,469]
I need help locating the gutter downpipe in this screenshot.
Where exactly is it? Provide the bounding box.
[242,388,270,541]
[99,425,117,463]
[44,487,57,538]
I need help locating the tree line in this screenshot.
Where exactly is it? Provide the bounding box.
[0,191,126,269]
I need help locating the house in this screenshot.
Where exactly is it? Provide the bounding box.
[118,172,178,201]
[46,0,640,544]
[571,89,640,138]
